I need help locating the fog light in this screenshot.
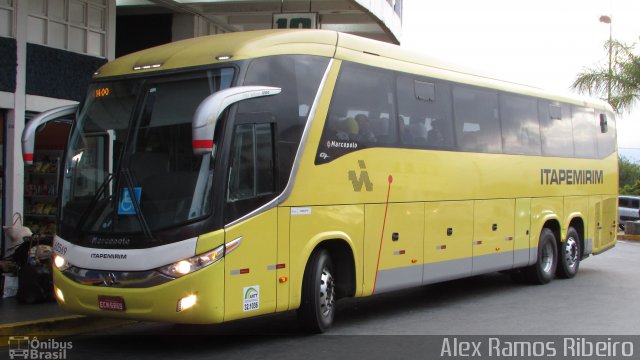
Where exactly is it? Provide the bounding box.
[55,287,65,303]
[177,294,197,312]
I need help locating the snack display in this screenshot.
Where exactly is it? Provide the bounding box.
[24,152,61,240]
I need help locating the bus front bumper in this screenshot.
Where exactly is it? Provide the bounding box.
[53,260,225,324]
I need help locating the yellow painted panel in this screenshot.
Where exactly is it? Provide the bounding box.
[223,209,277,321]
[473,199,515,257]
[514,198,532,252]
[288,205,364,308]
[513,198,532,267]
[424,201,473,263]
[596,195,618,252]
[288,149,618,209]
[96,30,338,78]
[531,197,564,246]
[195,229,225,255]
[589,196,602,250]
[601,195,618,247]
[363,202,424,278]
[563,196,589,240]
[564,197,589,225]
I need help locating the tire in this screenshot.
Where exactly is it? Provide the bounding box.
[525,228,557,285]
[556,227,581,279]
[297,249,336,333]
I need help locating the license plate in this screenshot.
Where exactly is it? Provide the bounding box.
[98,296,126,312]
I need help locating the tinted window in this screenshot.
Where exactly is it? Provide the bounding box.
[500,93,541,155]
[227,123,275,202]
[397,76,455,149]
[572,106,597,158]
[453,86,501,153]
[539,101,574,157]
[317,62,396,164]
[241,55,329,187]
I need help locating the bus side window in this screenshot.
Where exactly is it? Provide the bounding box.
[453,85,501,153]
[539,101,574,157]
[596,110,616,158]
[499,93,541,155]
[316,62,396,164]
[396,76,454,149]
[571,106,597,158]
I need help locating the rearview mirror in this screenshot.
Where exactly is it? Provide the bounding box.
[22,104,78,165]
[192,86,281,155]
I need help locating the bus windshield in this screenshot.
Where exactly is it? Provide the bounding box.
[60,68,234,236]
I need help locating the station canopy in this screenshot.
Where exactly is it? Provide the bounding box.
[116,0,402,44]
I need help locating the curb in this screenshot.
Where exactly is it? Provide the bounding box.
[0,316,136,346]
[618,234,640,241]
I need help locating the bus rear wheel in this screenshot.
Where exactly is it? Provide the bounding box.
[298,249,336,333]
[556,227,581,279]
[525,228,557,284]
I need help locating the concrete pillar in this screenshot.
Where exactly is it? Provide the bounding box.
[3,0,27,255]
[107,0,116,60]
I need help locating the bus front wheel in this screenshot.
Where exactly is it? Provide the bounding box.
[525,228,557,285]
[298,249,336,333]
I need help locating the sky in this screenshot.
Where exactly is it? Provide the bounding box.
[400,0,640,162]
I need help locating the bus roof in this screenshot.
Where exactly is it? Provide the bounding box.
[95,29,612,111]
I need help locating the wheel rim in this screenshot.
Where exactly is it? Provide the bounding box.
[563,237,579,270]
[541,241,554,274]
[319,267,335,317]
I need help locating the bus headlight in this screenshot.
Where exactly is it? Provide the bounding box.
[53,254,71,271]
[157,245,224,278]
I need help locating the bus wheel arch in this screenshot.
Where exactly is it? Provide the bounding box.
[297,239,356,333]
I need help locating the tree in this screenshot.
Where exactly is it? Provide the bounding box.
[619,156,640,194]
[572,40,640,113]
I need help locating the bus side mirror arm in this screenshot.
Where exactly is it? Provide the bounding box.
[192,86,281,155]
[22,104,78,165]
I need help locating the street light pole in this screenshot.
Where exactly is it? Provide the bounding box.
[599,15,612,103]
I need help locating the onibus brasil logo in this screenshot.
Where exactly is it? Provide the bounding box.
[8,336,72,359]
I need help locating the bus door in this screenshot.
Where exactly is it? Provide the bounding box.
[223,121,278,321]
[472,199,515,274]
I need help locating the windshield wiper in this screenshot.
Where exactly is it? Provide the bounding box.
[74,173,114,236]
[121,167,154,241]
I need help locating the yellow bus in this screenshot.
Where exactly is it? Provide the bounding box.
[23,30,618,333]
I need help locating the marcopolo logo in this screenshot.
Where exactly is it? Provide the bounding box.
[348,160,373,192]
[8,336,72,359]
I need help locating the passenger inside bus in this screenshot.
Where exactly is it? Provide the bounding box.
[355,114,377,143]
